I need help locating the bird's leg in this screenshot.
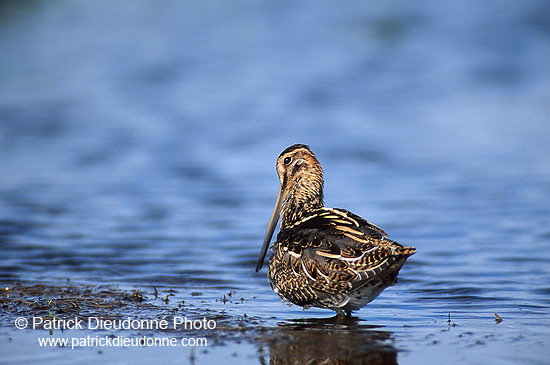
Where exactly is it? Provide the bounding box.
[334,309,346,318]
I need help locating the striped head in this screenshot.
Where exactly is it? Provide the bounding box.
[256,144,324,271]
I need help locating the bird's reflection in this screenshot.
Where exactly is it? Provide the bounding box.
[259,316,398,365]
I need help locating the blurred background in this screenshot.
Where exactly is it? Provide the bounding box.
[1,1,549,363]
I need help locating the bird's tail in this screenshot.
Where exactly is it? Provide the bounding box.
[401,246,417,257]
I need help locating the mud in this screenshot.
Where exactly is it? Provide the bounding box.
[1,283,398,364]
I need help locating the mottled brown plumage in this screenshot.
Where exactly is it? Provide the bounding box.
[256,144,416,317]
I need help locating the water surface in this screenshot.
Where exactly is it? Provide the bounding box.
[1,0,549,364]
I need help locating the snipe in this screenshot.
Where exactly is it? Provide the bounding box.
[256,144,416,317]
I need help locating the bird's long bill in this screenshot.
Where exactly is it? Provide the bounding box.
[255,186,284,272]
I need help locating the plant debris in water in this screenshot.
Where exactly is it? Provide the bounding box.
[0,283,262,342]
[1,284,148,317]
[1,283,401,364]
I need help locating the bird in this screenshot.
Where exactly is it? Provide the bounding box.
[256,144,416,317]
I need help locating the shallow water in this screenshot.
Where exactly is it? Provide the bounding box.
[1,0,550,364]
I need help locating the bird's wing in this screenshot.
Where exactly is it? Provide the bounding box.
[275,208,408,293]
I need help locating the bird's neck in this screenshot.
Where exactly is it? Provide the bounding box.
[281,174,324,228]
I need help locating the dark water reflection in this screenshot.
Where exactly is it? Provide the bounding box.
[265,318,397,365]
[1,0,550,364]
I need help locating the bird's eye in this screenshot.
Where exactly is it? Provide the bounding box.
[283,157,292,165]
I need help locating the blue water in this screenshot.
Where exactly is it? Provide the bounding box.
[1,0,550,364]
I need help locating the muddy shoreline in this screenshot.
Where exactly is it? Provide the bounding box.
[1,283,398,364]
